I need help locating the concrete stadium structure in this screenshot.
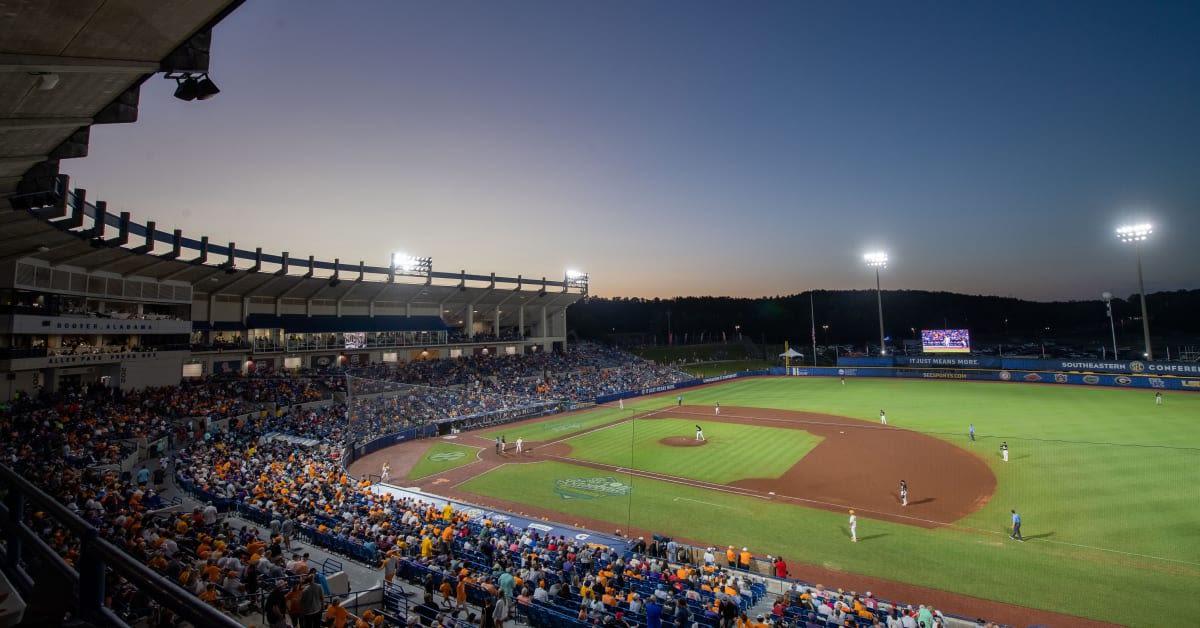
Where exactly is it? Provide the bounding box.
[0,2,586,399]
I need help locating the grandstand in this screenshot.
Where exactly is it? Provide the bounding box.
[0,178,586,397]
[6,4,1191,628]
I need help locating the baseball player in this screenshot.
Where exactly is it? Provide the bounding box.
[879,410,887,425]
[899,480,908,506]
[677,394,683,406]
[380,461,390,482]
[515,438,523,454]
[1155,391,1163,405]
[619,398,624,410]
[714,402,720,415]
[501,436,507,454]
[1000,441,1009,462]
[848,509,857,542]
[695,425,706,442]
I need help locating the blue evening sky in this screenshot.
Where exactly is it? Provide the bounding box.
[65,0,1200,300]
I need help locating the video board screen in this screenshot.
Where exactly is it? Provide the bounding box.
[921,329,971,353]
[344,332,367,349]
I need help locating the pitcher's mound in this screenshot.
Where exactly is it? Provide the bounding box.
[661,437,708,447]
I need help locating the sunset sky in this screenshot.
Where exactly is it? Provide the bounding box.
[65,0,1200,301]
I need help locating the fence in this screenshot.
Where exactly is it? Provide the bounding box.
[0,463,242,627]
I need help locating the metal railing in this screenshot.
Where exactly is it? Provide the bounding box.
[0,463,242,627]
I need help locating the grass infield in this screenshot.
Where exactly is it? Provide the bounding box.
[561,418,822,484]
[406,442,479,480]
[456,378,1200,627]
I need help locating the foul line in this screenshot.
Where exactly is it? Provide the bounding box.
[673,496,738,510]
[670,407,1200,451]
[540,407,671,448]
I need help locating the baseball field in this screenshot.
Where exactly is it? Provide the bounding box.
[352,377,1200,627]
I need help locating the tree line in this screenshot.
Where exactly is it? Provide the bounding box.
[567,289,1200,347]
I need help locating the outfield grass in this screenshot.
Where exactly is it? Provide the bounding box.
[406,442,480,480]
[461,457,1199,626]
[561,418,822,484]
[459,378,1200,626]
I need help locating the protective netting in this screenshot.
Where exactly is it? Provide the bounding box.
[344,373,560,445]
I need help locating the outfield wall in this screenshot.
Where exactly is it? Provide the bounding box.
[822,362,1200,391]
[838,355,1200,376]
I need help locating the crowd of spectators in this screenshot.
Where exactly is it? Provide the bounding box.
[1,344,1002,627]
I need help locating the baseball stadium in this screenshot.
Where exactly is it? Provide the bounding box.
[2,4,1198,628]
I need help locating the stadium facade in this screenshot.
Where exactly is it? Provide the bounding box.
[0,185,586,399]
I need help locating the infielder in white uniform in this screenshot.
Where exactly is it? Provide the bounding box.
[880,410,887,425]
[1000,441,1009,462]
[515,438,523,454]
[849,509,857,542]
[714,402,720,415]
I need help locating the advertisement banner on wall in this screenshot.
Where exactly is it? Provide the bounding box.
[310,354,336,369]
[212,359,242,375]
[253,358,275,371]
[895,356,1001,368]
[841,356,1200,377]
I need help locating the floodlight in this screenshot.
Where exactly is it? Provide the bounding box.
[565,269,589,291]
[391,253,432,277]
[194,75,221,100]
[1115,223,1152,242]
[864,251,889,356]
[1115,223,1154,360]
[173,77,200,101]
[167,72,220,102]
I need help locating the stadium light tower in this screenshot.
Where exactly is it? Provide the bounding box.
[391,252,432,278]
[1115,224,1153,360]
[1101,292,1119,360]
[565,269,589,294]
[864,251,888,356]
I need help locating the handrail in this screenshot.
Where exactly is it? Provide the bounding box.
[0,463,243,628]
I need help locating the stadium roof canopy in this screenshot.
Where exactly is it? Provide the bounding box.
[0,2,585,328]
[0,0,245,210]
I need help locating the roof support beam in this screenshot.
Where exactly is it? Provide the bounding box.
[0,53,159,74]
[0,117,92,131]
